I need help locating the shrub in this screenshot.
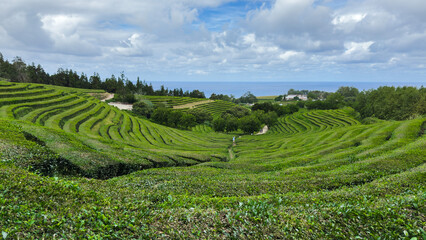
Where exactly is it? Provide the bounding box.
[239,115,261,134]
[132,101,154,118]
[212,117,226,132]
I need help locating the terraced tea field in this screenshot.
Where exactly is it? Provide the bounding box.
[0,80,425,239]
[138,95,237,116]
[137,95,208,108]
[187,100,237,117]
[0,81,231,177]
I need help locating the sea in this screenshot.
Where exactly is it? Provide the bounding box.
[149,81,425,98]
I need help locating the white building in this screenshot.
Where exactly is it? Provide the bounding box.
[285,94,308,101]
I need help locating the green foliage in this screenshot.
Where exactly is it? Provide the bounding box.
[210,93,233,101]
[212,117,226,132]
[132,101,154,118]
[239,115,262,134]
[138,95,207,108]
[274,95,284,101]
[187,108,213,124]
[235,91,258,104]
[179,113,197,129]
[151,107,198,129]
[114,93,136,104]
[354,86,425,120]
[0,80,425,239]
[224,116,239,132]
[189,100,237,117]
[223,105,250,118]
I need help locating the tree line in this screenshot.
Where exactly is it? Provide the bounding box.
[286,86,425,121]
[0,53,206,101]
[209,91,258,104]
[211,103,301,134]
[132,101,212,130]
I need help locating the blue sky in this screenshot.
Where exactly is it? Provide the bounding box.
[0,0,425,83]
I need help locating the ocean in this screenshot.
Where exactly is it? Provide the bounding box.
[149,81,424,98]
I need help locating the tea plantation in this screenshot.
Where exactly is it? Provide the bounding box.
[0,81,425,239]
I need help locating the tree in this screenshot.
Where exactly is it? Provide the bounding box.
[103,75,118,93]
[90,73,102,89]
[212,117,226,132]
[179,113,196,129]
[274,95,284,101]
[152,108,170,125]
[337,86,359,106]
[187,108,213,124]
[237,91,258,103]
[210,93,233,102]
[133,101,154,118]
[223,105,250,118]
[189,90,206,98]
[325,92,344,109]
[12,57,28,82]
[239,115,261,134]
[167,110,183,128]
[354,86,425,120]
[251,110,278,127]
[263,111,278,126]
[252,102,274,113]
[337,86,359,98]
[286,104,299,114]
[224,116,239,132]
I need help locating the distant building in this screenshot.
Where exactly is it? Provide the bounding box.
[285,94,308,101]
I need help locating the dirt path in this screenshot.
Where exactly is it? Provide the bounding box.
[102,93,115,102]
[89,92,132,110]
[173,100,214,109]
[228,148,235,160]
[88,92,114,101]
[256,125,269,135]
[108,102,133,110]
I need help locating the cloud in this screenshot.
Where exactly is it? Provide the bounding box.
[112,33,154,57]
[246,0,332,37]
[279,51,304,61]
[0,0,425,82]
[341,41,375,62]
[332,13,367,33]
[40,14,101,56]
[1,11,53,49]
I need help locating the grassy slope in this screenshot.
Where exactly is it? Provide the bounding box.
[0,81,231,177]
[0,80,425,239]
[137,94,237,117]
[136,95,208,108]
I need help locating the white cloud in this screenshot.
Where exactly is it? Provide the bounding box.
[279,51,303,61]
[112,33,154,57]
[332,13,367,25]
[0,0,425,82]
[40,14,100,56]
[243,33,256,45]
[342,41,374,61]
[246,0,332,37]
[332,13,367,33]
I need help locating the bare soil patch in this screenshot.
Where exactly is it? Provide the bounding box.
[173,100,214,109]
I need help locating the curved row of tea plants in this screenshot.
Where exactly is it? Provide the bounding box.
[189,100,237,117]
[0,81,231,177]
[137,95,208,108]
[1,113,423,239]
[269,109,359,135]
[0,80,424,239]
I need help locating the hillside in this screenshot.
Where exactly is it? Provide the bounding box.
[137,95,237,117]
[0,81,231,178]
[0,81,425,239]
[137,95,208,108]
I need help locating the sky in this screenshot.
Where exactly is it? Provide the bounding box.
[0,0,425,83]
